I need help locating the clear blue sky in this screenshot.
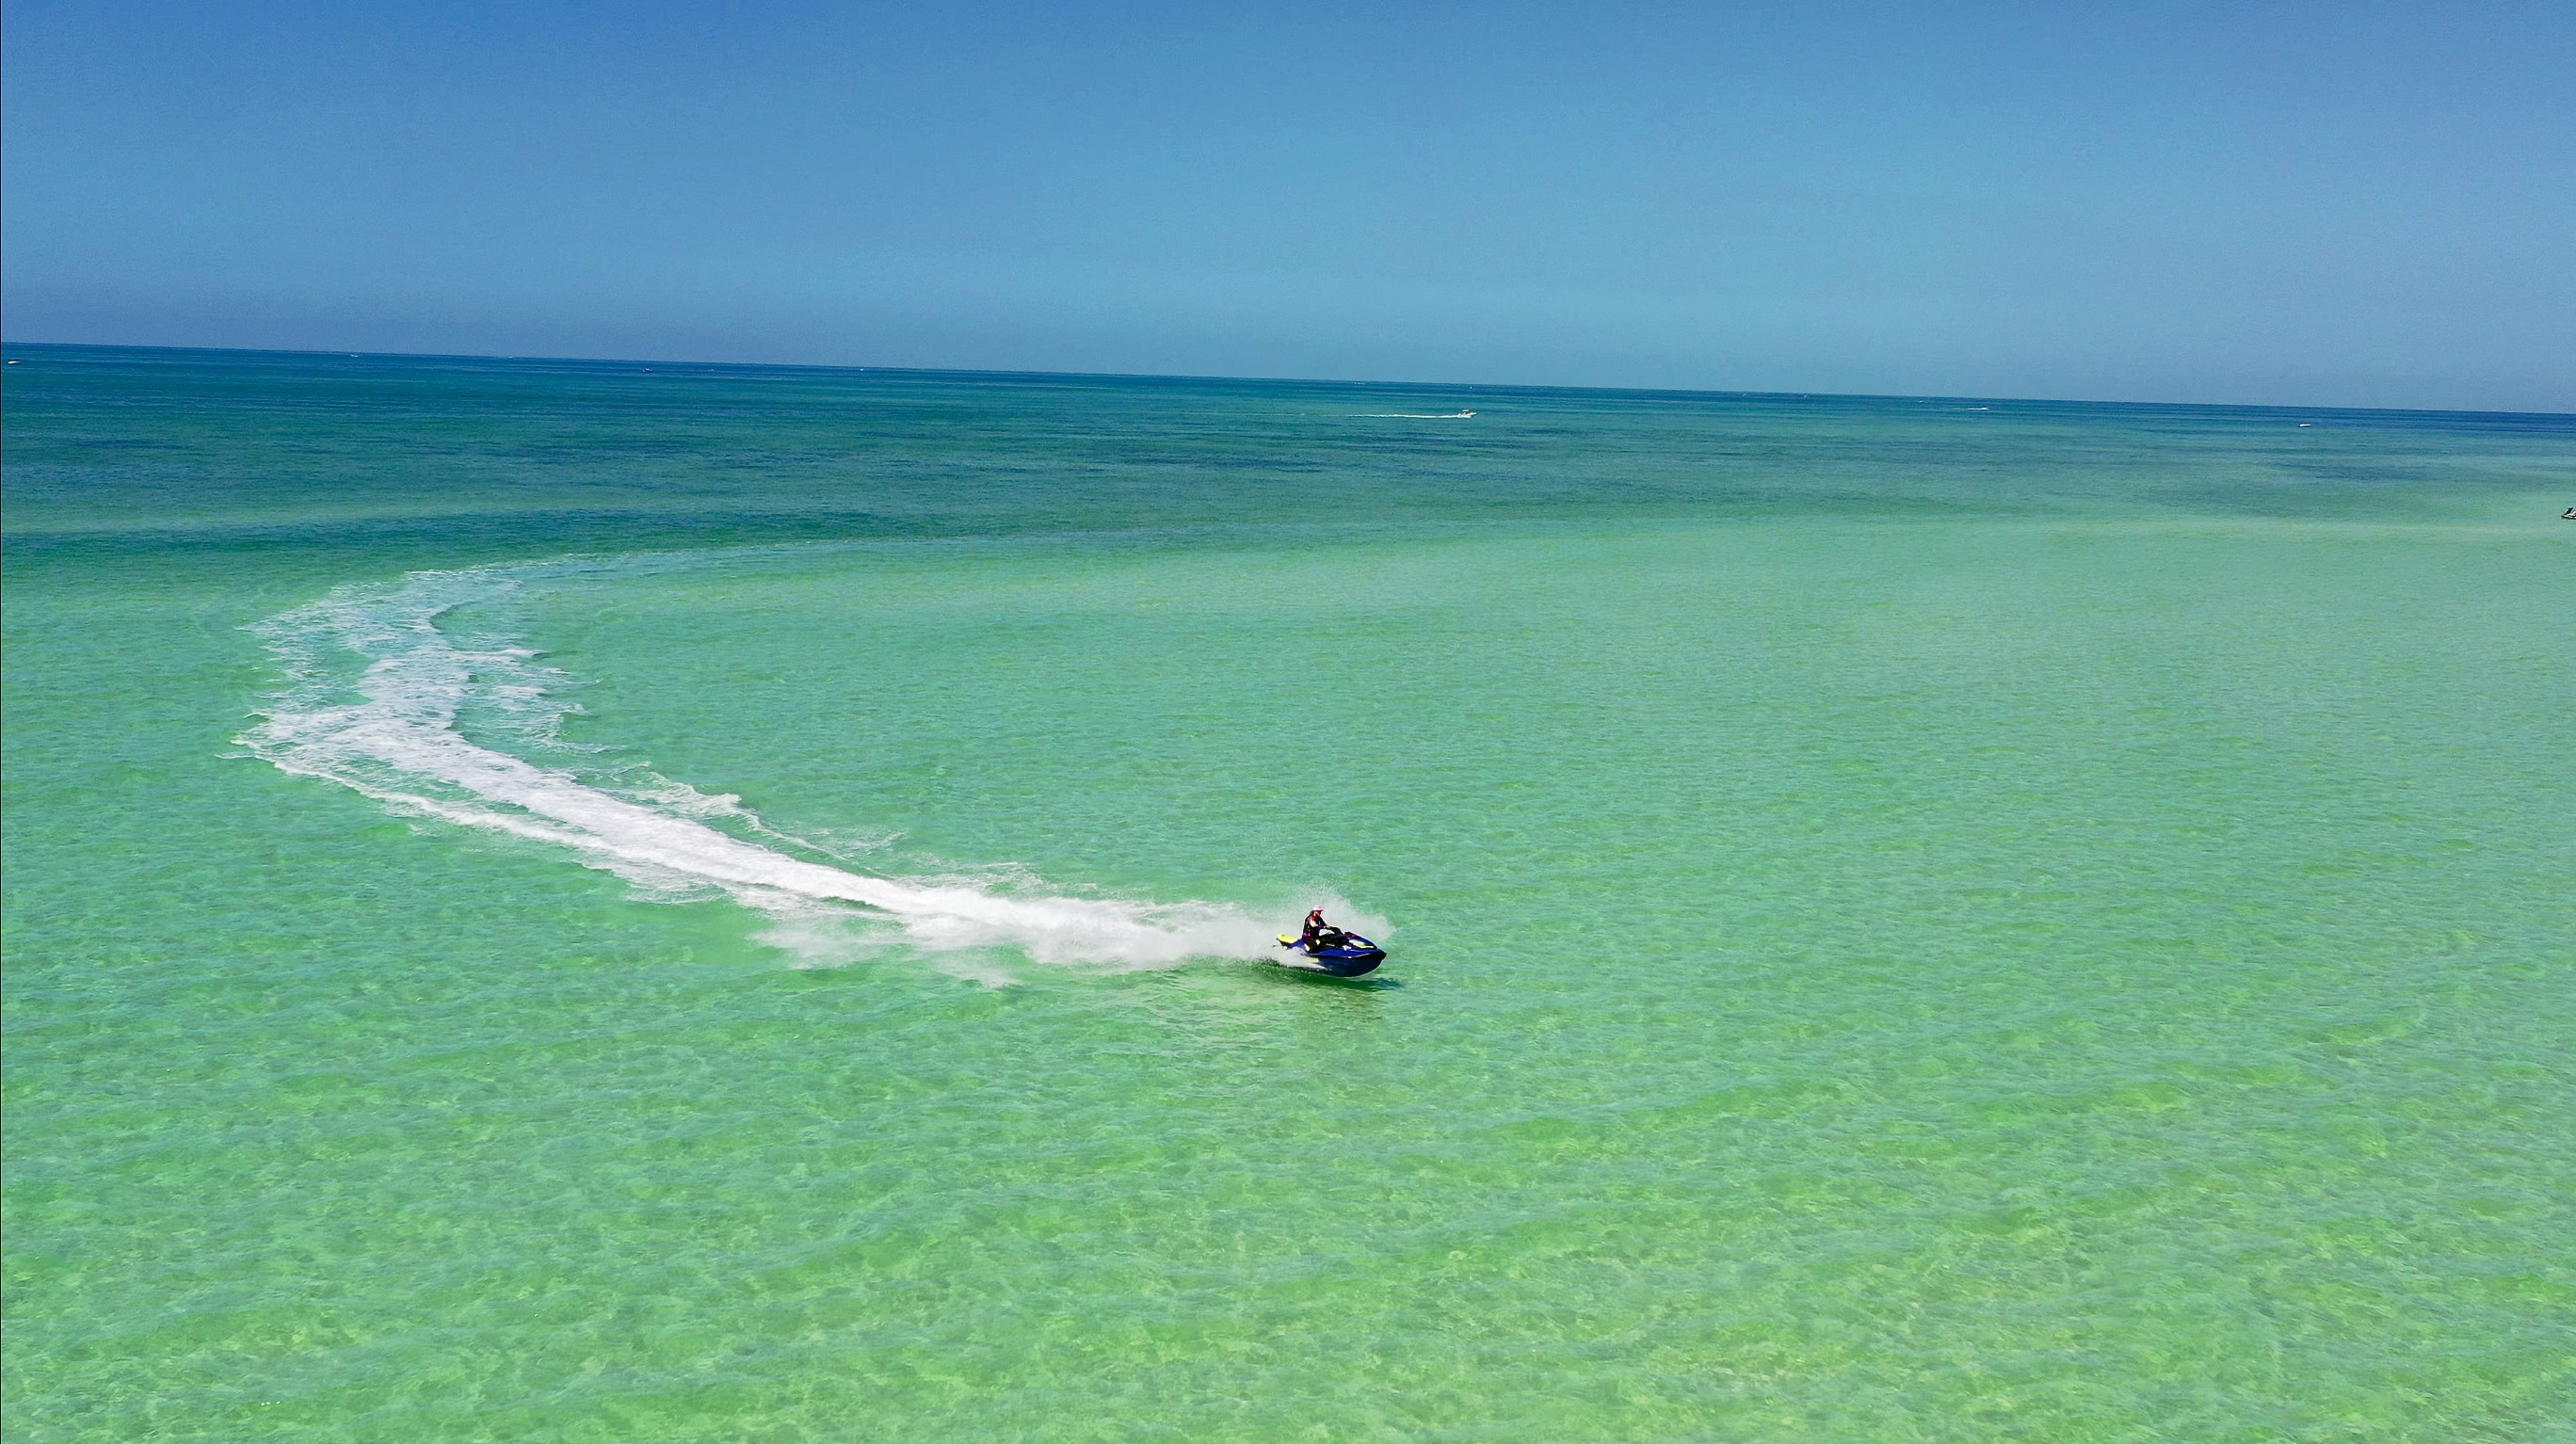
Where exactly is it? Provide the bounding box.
[6,1,2569,409]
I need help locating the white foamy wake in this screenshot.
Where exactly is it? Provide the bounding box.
[237,560,1291,977]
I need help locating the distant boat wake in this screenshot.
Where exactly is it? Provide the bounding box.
[1364,410,1477,419]
[238,559,1290,979]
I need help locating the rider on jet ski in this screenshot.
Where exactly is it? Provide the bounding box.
[1299,908,1345,951]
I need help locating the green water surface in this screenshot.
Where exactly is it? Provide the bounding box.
[7,346,2572,1441]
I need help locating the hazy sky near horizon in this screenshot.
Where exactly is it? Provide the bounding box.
[5,1,2570,409]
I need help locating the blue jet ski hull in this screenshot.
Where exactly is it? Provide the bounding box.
[1276,933,1387,977]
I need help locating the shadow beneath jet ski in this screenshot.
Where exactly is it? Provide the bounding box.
[1257,967,1404,991]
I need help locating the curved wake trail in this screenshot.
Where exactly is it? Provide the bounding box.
[238,562,1282,974]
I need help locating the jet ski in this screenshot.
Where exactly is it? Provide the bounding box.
[1275,930,1388,977]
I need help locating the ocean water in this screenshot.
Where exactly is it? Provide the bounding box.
[5,345,2571,1441]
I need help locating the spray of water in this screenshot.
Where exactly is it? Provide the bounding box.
[238,560,1317,978]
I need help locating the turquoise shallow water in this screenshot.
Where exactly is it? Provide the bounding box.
[6,345,2573,1440]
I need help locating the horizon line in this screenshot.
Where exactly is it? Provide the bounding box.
[5,339,2571,423]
